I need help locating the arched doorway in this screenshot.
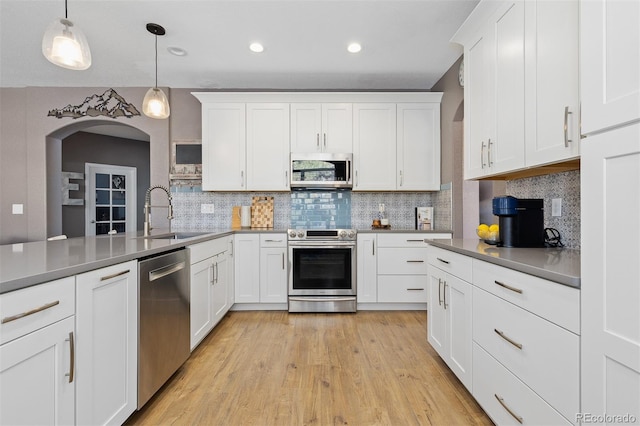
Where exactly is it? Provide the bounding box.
[46,121,150,238]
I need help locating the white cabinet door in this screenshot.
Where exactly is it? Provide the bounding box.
[357,234,378,303]
[246,103,290,191]
[291,103,322,153]
[322,103,353,153]
[490,1,526,175]
[259,247,287,303]
[581,0,640,135]
[234,234,260,303]
[212,251,230,323]
[581,122,640,422]
[0,316,75,426]
[201,103,246,190]
[190,257,214,351]
[75,260,137,426]
[353,103,397,190]
[524,0,580,166]
[396,103,441,190]
[445,274,472,391]
[428,266,447,357]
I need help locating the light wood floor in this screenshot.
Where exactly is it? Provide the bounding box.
[126,311,492,426]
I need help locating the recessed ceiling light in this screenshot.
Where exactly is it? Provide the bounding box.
[347,43,362,53]
[167,46,187,56]
[249,42,264,53]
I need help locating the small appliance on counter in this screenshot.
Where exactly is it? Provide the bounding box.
[492,196,545,247]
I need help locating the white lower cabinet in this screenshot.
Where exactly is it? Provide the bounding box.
[233,233,288,309]
[189,237,233,351]
[356,234,377,303]
[0,277,76,426]
[427,263,473,391]
[75,260,138,426]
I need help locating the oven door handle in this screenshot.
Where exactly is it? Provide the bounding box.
[288,297,356,302]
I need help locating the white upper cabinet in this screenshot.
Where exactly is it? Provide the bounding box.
[353,103,397,191]
[246,103,290,191]
[453,0,580,179]
[396,103,441,190]
[524,0,580,165]
[581,0,640,135]
[290,103,353,153]
[201,103,246,191]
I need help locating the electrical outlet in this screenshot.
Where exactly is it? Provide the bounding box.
[12,204,23,215]
[552,198,562,217]
[201,203,215,214]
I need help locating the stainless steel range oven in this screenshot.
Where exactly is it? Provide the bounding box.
[288,229,357,313]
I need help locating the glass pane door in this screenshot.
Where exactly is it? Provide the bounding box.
[94,173,127,235]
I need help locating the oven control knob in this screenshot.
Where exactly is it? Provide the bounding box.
[297,231,305,238]
[348,230,356,239]
[339,230,347,238]
[289,230,297,238]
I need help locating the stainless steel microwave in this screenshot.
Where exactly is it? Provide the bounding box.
[290,153,353,189]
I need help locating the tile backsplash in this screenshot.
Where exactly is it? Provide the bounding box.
[506,170,580,249]
[171,185,453,231]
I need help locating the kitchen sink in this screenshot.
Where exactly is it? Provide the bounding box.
[139,232,212,240]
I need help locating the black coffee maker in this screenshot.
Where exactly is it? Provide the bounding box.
[492,196,545,247]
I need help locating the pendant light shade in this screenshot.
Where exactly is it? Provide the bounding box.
[42,1,91,70]
[142,23,170,119]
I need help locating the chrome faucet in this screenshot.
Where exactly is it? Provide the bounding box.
[143,185,173,236]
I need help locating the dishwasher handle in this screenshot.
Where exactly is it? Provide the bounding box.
[149,261,186,282]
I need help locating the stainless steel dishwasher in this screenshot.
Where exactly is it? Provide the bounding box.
[138,248,190,409]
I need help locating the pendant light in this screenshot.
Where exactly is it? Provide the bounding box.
[42,0,91,70]
[142,23,170,119]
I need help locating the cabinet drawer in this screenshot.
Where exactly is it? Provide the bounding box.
[473,259,580,333]
[377,248,428,274]
[427,245,472,282]
[0,277,75,345]
[260,233,287,248]
[473,287,579,421]
[190,237,228,264]
[473,343,572,426]
[377,234,432,247]
[378,276,428,303]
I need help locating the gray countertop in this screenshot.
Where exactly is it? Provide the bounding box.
[428,239,580,288]
[357,229,453,234]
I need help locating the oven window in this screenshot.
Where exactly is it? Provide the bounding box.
[292,247,352,290]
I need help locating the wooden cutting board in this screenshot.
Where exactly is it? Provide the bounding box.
[231,206,241,229]
[251,196,274,228]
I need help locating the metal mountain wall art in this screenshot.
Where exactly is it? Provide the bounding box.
[48,89,140,119]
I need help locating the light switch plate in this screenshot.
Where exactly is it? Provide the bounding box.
[552,198,562,217]
[12,204,23,215]
[201,203,215,214]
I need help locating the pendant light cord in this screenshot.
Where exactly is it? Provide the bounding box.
[64,0,68,19]
[154,33,158,89]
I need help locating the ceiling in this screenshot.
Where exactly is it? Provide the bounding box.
[0,0,478,90]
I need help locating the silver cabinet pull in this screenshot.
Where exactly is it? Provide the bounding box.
[282,253,285,270]
[481,141,486,169]
[65,332,75,383]
[495,394,523,424]
[214,262,219,284]
[264,239,283,243]
[436,257,450,265]
[316,133,320,149]
[443,282,448,309]
[407,288,424,291]
[149,261,186,282]
[285,170,288,186]
[438,278,443,306]
[406,239,424,242]
[494,280,523,294]
[355,169,358,186]
[323,133,327,149]
[406,260,425,263]
[100,269,130,281]
[494,328,523,349]
[372,240,375,256]
[487,138,493,166]
[2,300,60,324]
[564,106,573,147]
[240,170,244,187]
[399,170,403,187]
[210,264,215,284]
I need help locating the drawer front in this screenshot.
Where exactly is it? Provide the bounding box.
[473,287,579,421]
[473,343,572,426]
[377,248,428,275]
[473,259,580,333]
[0,276,75,345]
[427,245,472,282]
[377,234,433,248]
[260,233,287,248]
[378,275,428,303]
[190,237,229,264]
